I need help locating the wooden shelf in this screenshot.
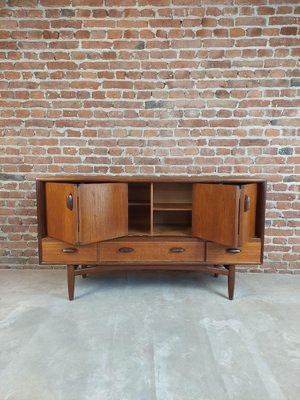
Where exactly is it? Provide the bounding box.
[128,227,151,236]
[129,202,151,206]
[153,224,192,236]
[153,203,192,211]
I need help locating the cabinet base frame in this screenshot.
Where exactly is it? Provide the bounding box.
[67,263,235,301]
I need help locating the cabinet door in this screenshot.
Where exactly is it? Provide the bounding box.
[78,183,128,245]
[192,183,240,247]
[238,183,257,247]
[192,183,257,247]
[46,182,128,245]
[46,182,78,245]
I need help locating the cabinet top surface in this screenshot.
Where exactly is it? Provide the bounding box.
[37,175,266,183]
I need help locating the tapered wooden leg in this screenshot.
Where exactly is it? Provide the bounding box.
[212,266,218,278]
[67,265,75,301]
[227,265,235,300]
[81,265,87,279]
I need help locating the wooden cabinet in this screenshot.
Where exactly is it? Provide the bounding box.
[37,176,266,301]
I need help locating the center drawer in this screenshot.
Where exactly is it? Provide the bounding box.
[98,239,204,263]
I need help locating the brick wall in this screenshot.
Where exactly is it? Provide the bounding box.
[0,0,299,271]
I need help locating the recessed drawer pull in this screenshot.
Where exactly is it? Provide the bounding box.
[226,248,241,254]
[169,247,186,253]
[118,247,134,253]
[66,194,73,210]
[244,195,251,212]
[62,248,77,254]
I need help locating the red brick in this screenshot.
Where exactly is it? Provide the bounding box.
[81,41,110,49]
[47,62,77,70]
[138,0,170,4]
[41,0,71,5]
[0,20,17,29]
[75,30,90,39]
[257,6,275,15]
[236,17,266,26]
[230,28,245,37]
[203,39,234,48]
[150,19,181,28]
[8,0,37,5]
[117,20,147,28]
[0,41,17,50]
[270,17,299,25]
[49,41,79,49]
[280,27,298,35]
[19,20,49,29]
[51,20,82,29]
[270,38,300,47]
[106,0,135,5]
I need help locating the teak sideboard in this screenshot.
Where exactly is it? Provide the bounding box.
[36,176,266,300]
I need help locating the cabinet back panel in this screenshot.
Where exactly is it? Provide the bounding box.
[154,210,191,226]
[153,210,192,236]
[128,205,151,236]
[128,183,151,203]
[153,183,192,205]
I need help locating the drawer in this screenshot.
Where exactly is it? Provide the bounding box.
[41,238,97,264]
[206,239,262,264]
[99,239,205,263]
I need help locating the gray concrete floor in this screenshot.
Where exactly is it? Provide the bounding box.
[0,270,300,400]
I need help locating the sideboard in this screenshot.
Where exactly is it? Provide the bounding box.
[36,176,266,300]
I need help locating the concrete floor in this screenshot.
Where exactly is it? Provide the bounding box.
[0,270,300,400]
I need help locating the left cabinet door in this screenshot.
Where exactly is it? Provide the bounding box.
[46,182,78,245]
[45,182,128,245]
[78,183,128,245]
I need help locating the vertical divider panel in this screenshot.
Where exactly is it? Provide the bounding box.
[150,182,154,235]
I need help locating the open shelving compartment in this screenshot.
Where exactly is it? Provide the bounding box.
[128,182,193,237]
[128,182,152,236]
[153,183,192,236]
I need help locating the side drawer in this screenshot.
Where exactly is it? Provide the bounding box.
[99,239,205,263]
[41,237,97,264]
[206,239,262,264]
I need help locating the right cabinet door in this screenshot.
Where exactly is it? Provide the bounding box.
[192,183,257,247]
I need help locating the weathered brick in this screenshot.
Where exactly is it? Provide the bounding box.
[279,147,293,156]
[145,100,165,109]
[290,79,300,87]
